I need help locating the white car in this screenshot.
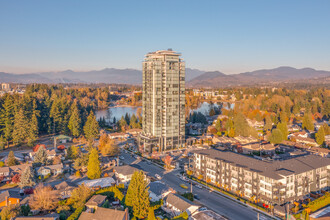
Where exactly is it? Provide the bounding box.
[196,184,203,189]
[180,176,188,182]
[119,156,125,160]
[155,174,162,180]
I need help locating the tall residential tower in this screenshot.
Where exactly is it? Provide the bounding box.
[140,49,185,152]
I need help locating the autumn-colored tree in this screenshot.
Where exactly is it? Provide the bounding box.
[0,205,19,220]
[68,184,92,209]
[162,155,173,170]
[29,184,59,211]
[269,129,284,144]
[315,126,325,146]
[11,174,20,184]
[87,148,101,179]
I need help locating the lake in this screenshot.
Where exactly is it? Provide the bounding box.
[96,106,139,122]
[96,101,234,122]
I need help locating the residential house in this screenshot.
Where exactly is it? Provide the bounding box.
[294,136,319,147]
[148,181,174,202]
[78,177,116,189]
[114,165,141,186]
[85,195,107,210]
[79,207,129,220]
[109,132,129,140]
[53,181,76,199]
[14,213,60,220]
[126,129,142,136]
[191,210,226,220]
[0,190,22,207]
[163,193,200,217]
[0,164,32,182]
[36,164,63,177]
[29,149,57,160]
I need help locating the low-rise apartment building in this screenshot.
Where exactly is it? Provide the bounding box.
[191,149,330,205]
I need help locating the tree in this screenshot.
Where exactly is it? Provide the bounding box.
[33,146,48,165]
[19,167,35,188]
[277,122,288,140]
[7,151,18,166]
[269,129,284,144]
[0,205,19,220]
[53,156,62,165]
[125,171,150,219]
[302,113,314,131]
[118,116,128,132]
[147,207,156,220]
[87,148,101,179]
[209,108,216,116]
[29,184,59,211]
[233,113,251,137]
[27,100,39,147]
[264,115,273,132]
[66,145,80,160]
[0,95,15,147]
[12,109,28,145]
[68,184,92,209]
[162,155,173,170]
[68,102,81,137]
[315,126,325,146]
[101,141,119,157]
[83,111,99,142]
[11,174,20,184]
[73,153,88,171]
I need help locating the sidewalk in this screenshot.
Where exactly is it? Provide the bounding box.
[186,176,281,220]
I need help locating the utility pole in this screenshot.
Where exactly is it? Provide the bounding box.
[257,213,259,220]
[190,181,192,193]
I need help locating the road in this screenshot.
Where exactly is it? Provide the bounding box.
[120,151,273,220]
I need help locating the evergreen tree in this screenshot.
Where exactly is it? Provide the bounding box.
[209,108,216,116]
[27,100,39,147]
[0,135,5,151]
[124,113,130,125]
[129,114,139,129]
[13,109,28,145]
[125,171,150,219]
[68,102,81,137]
[147,207,156,220]
[0,95,15,147]
[233,113,250,137]
[7,151,18,166]
[277,122,288,140]
[269,129,283,144]
[118,116,127,131]
[18,167,35,188]
[33,146,47,165]
[87,148,101,179]
[315,126,325,146]
[302,112,314,131]
[264,115,273,132]
[83,111,99,142]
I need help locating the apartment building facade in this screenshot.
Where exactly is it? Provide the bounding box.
[191,149,330,205]
[140,49,185,152]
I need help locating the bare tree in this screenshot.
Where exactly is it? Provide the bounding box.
[29,184,59,212]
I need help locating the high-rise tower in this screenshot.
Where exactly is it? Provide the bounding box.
[140,49,185,152]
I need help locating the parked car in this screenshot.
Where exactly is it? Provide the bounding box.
[196,184,203,189]
[199,207,207,211]
[180,184,188,189]
[155,174,162,180]
[119,156,125,160]
[194,194,200,200]
[180,176,188,182]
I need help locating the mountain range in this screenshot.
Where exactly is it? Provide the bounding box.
[0,66,329,87]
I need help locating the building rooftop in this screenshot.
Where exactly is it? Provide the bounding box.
[114,165,140,176]
[148,181,171,197]
[78,207,128,220]
[85,195,107,207]
[193,149,330,180]
[165,193,197,212]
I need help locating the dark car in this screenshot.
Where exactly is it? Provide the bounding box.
[194,194,200,200]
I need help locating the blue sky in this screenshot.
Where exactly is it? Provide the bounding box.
[0,0,330,74]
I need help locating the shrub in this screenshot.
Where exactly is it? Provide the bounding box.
[67,206,84,220]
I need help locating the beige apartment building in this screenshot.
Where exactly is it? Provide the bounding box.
[140,49,185,152]
[191,149,330,205]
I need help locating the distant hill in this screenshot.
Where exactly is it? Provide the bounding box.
[0,68,205,84]
[1,66,329,87]
[188,67,330,87]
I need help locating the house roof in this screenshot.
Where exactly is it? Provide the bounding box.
[148,181,171,197]
[78,207,128,220]
[193,149,330,180]
[114,165,140,176]
[78,177,116,188]
[165,193,197,212]
[0,190,22,202]
[53,181,76,190]
[85,195,107,207]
